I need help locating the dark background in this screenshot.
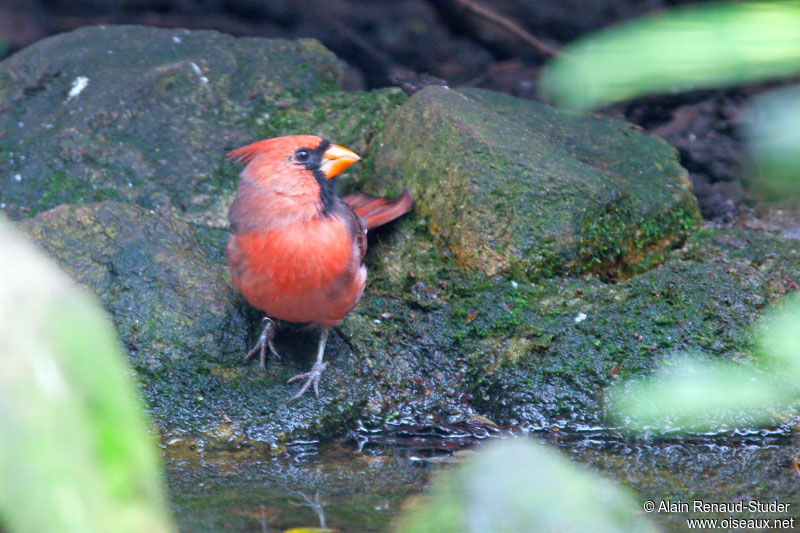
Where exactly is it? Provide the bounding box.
[0,0,779,222]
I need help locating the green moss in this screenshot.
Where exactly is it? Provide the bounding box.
[154,72,185,93]
[344,212,795,429]
[216,160,241,189]
[27,169,123,217]
[368,87,701,282]
[38,170,82,214]
[35,170,70,214]
[259,88,408,184]
[577,194,701,278]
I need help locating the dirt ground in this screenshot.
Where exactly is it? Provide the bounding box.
[3,0,798,230]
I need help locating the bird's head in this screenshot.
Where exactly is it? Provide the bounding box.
[227,135,361,221]
[228,135,360,181]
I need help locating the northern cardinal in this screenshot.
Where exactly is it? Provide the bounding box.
[226,135,413,403]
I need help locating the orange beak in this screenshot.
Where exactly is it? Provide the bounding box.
[320,144,360,179]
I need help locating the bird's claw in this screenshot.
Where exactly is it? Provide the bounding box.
[286,360,329,404]
[245,317,280,370]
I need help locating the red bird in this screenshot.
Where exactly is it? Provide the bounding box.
[226,135,413,403]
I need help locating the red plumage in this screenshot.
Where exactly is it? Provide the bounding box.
[225,135,412,402]
[343,188,414,230]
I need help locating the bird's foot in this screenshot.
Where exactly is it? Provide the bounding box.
[245,317,280,371]
[286,360,329,404]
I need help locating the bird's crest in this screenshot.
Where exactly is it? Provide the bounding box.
[227,135,324,165]
[227,139,274,164]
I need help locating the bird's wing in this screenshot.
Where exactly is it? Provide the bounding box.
[342,203,367,261]
[342,187,413,231]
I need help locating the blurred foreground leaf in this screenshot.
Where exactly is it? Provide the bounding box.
[607,355,794,432]
[544,0,800,431]
[757,292,800,374]
[745,86,800,198]
[393,439,657,533]
[608,293,800,432]
[0,218,174,533]
[539,2,800,110]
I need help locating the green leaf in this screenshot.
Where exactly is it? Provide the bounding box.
[393,439,658,533]
[745,86,800,198]
[0,218,174,533]
[539,2,800,110]
[608,293,800,432]
[757,292,800,374]
[606,355,795,432]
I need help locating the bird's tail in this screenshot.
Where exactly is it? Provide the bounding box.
[342,187,414,230]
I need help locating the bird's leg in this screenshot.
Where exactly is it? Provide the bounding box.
[286,327,330,404]
[289,490,327,529]
[244,316,280,371]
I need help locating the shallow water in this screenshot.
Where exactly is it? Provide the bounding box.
[553,426,800,531]
[165,439,432,532]
[166,424,800,532]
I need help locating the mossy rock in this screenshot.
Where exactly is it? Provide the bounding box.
[259,87,409,177]
[18,201,376,448]
[18,201,243,372]
[0,25,341,226]
[8,26,798,446]
[367,86,701,280]
[340,222,800,429]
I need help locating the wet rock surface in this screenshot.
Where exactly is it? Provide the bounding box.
[18,201,243,372]
[6,25,800,451]
[0,25,340,226]
[342,223,800,431]
[18,200,376,448]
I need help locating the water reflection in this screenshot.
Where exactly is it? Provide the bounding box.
[165,421,800,532]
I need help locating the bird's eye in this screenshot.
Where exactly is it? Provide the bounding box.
[295,149,311,162]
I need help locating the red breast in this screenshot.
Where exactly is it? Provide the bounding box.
[226,135,413,327]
